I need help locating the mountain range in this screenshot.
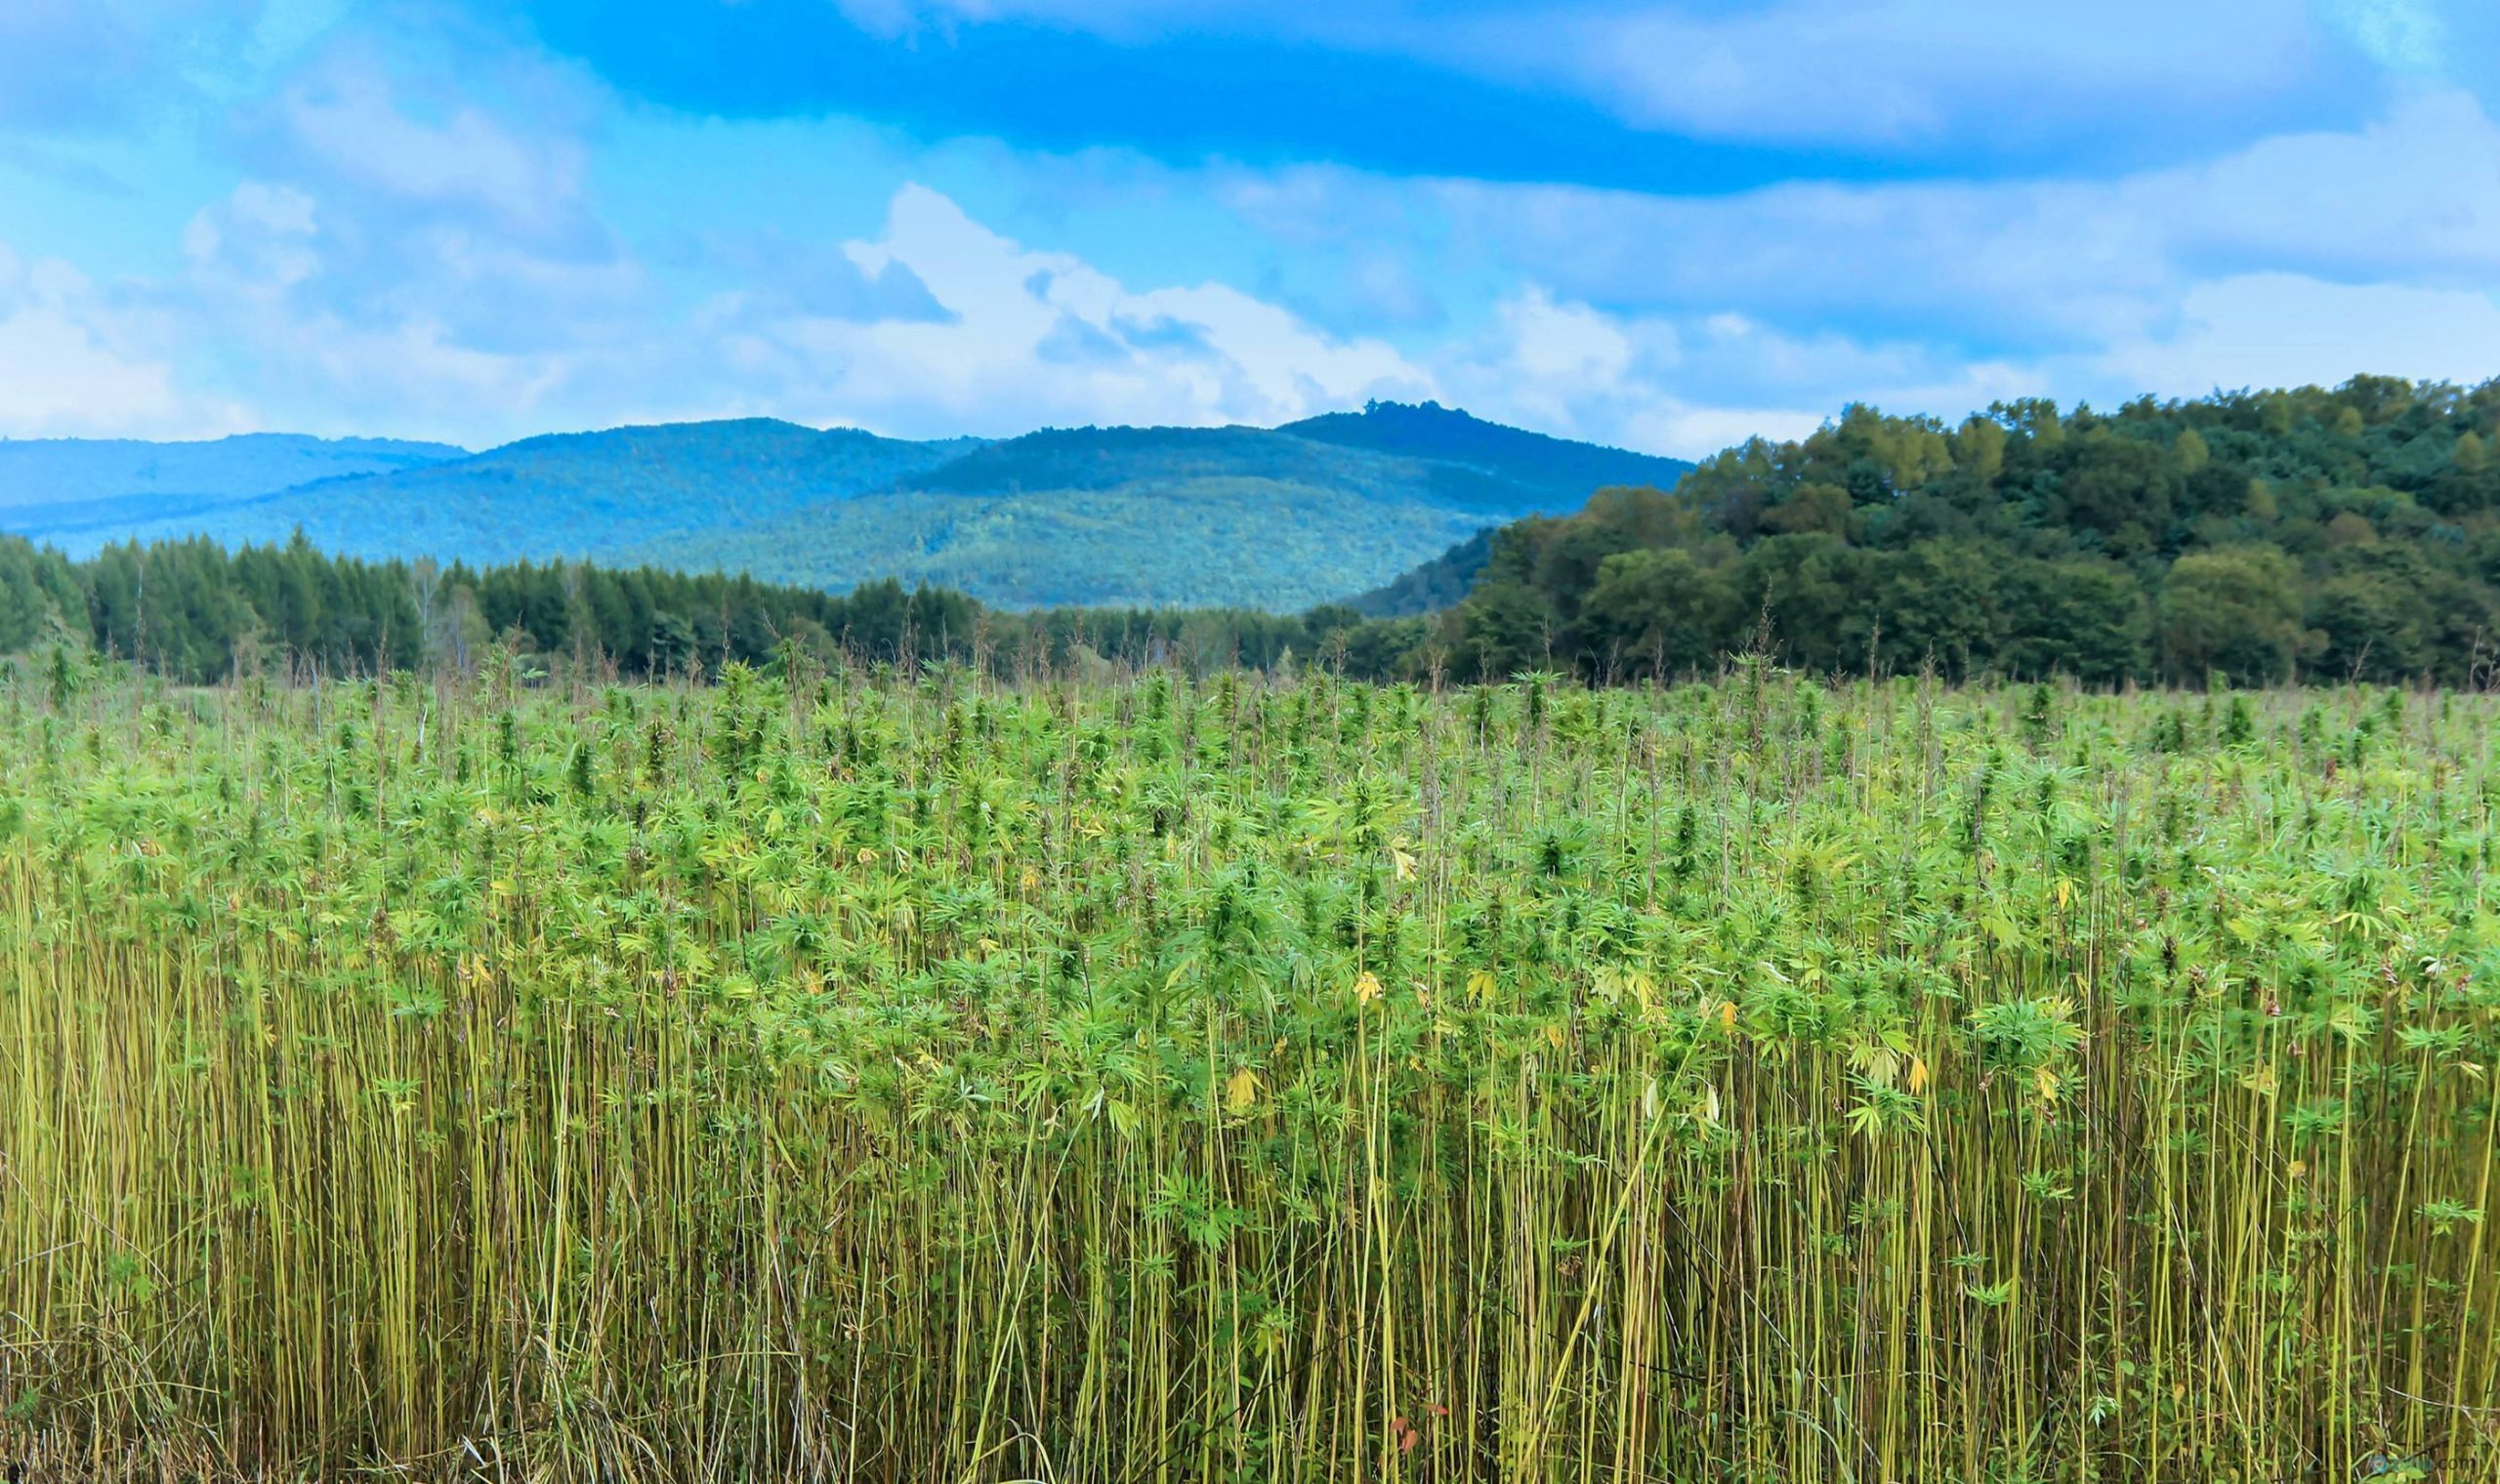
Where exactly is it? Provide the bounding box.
[0,403,1692,611]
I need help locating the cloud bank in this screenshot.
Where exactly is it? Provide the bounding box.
[0,0,2494,456]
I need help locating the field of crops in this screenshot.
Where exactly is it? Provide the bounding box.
[3,658,2496,1482]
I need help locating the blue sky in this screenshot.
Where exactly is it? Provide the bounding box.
[1,0,2495,455]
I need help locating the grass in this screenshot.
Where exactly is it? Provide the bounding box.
[2,655,2496,1482]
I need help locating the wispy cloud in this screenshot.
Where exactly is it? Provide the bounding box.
[2318,0,2447,74]
[707,184,1434,438]
[0,242,245,437]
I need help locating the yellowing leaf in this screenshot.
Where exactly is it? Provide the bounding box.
[1466,969,1498,1002]
[1718,1000,1738,1033]
[1225,1067,1260,1114]
[1354,971,1383,1005]
[1545,1023,1567,1050]
[1908,1056,1931,1094]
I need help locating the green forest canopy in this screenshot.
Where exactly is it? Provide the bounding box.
[2,375,2495,688]
[1425,374,2500,686]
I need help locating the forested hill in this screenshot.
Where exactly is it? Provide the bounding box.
[621,415,1683,609]
[0,404,1688,612]
[1396,376,2500,686]
[1281,399,1695,506]
[0,432,466,535]
[0,432,467,511]
[11,420,978,565]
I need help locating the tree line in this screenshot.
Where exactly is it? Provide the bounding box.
[0,530,1362,683]
[3,375,2496,688]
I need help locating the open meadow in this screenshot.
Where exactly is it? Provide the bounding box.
[3,659,2496,1481]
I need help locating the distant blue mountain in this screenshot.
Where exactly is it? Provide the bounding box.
[0,404,1693,611]
[13,419,981,563]
[0,433,466,515]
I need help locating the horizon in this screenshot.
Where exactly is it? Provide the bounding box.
[5,2,2496,459]
[0,394,1683,459]
[7,377,2487,466]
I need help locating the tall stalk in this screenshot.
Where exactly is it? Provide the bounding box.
[1,665,2495,1481]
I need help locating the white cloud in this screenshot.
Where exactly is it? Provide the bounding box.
[1168,86,2498,456]
[718,184,1435,436]
[0,307,191,437]
[1437,285,2052,458]
[1431,263,2500,462]
[269,60,592,239]
[1630,404,1827,455]
[1443,286,1660,446]
[1503,287,1637,386]
[0,244,246,438]
[13,9,2496,469]
[800,0,2373,153]
[1423,87,2500,350]
[183,181,321,298]
[155,170,627,443]
[1455,0,2319,147]
[2319,0,2446,73]
[127,48,651,445]
[2102,272,2500,394]
[12,166,1440,447]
